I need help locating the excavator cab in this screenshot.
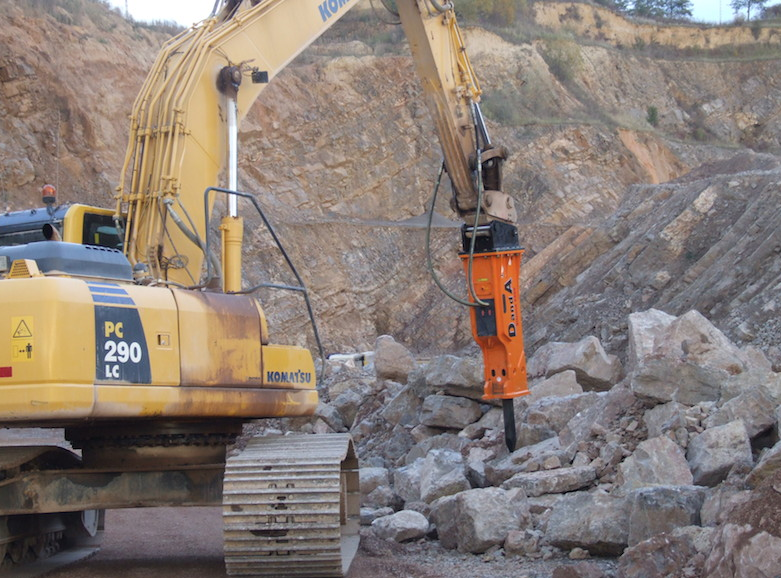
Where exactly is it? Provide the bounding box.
[0,203,123,249]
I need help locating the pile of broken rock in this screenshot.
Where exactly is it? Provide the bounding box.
[312,309,781,577]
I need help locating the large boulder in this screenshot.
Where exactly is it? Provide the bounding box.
[504,528,543,558]
[654,310,750,375]
[528,336,623,391]
[516,391,601,448]
[686,420,752,486]
[453,487,530,553]
[700,485,752,527]
[429,494,459,550]
[618,526,715,578]
[626,309,677,374]
[485,436,566,486]
[420,394,481,430]
[558,386,637,459]
[746,440,781,488]
[545,491,630,556]
[629,310,766,406]
[371,510,429,542]
[502,466,597,497]
[419,449,471,504]
[615,436,693,495]
[393,458,424,503]
[460,407,503,441]
[315,402,346,432]
[464,444,501,488]
[627,485,706,546]
[525,370,584,404]
[421,355,483,400]
[703,523,781,578]
[330,388,364,428]
[704,386,777,439]
[373,335,416,383]
[360,466,395,508]
[404,433,470,465]
[380,385,422,428]
[630,358,727,406]
[360,466,390,498]
[524,391,602,435]
[643,401,687,439]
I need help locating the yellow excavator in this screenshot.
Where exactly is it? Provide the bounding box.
[0,0,528,575]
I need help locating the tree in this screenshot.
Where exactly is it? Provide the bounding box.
[632,0,664,18]
[660,0,693,18]
[629,0,693,19]
[731,0,770,19]
[761,3,781,18]
[594,0,631,9]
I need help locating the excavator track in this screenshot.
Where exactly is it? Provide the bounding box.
[223,434,360,577]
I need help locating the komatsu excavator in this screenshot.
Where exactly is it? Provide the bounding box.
[0,0,528,575]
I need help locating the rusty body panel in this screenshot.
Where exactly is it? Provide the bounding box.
[0,445,223,515]
[0,276,317,425]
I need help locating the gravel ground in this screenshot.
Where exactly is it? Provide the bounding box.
[42,507,618,578]
[349,530,618,578]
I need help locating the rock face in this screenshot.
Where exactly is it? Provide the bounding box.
[3,3,781,357]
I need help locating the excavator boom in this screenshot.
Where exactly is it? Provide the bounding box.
[117,0,363,286]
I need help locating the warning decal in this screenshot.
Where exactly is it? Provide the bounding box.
[13,319,32,338]
[11,316,34,362]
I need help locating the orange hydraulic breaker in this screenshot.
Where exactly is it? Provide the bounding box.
[461,221,529,450]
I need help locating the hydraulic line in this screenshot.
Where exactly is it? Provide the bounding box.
[163,199,223,283]
[203,187,326,382]
[424,162,488,308]
[429,0,454,14]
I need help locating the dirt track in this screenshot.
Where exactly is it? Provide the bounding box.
[46,508,226,578]
[43,507,417,578]
[42,506,616,578]
[44,507,446,578]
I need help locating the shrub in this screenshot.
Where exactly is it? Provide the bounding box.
[646,105,659,127]
[480,85,524,125]
[540,36,583,83]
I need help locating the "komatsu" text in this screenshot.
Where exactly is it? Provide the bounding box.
[267,370,313,384]
[318,0,350,22]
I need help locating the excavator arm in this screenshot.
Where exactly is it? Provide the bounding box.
[396,0,529,448]
[395,0,516,223]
